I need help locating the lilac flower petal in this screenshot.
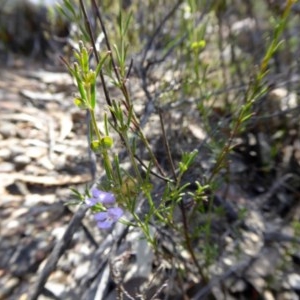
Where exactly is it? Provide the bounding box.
[85,197,98,207]
[107,207,123,220]
[93,207,123,230]
[91,187,101,198]
[97,220,114,229]
[89,188,116,205]
[98,191,116,204]
[94,212,108,222]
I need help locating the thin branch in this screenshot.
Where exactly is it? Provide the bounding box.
[133,154,174,183]
[28,205,89,300]
[140,0,183,66]
[158,109,177,180]
[79,0,118,126]
[91,0,121,83]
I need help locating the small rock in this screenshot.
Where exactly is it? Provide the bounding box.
[5,219,21,230]
[74,261,90,280]
[231,18,259,53]
[244,210,265,233]
[14,154,31,168]
[67,251,82,264]
[38,156,55,170]
[0,162,14,172]
[0,122,17,138]
[277,291,299,300]
[263,290,275,300]
[51,226,67,240]
[26,146,47,159]
[268,88,298,112]
[0,148,11,160]
[24,164,48,175]
[10,207,28,219]
[0,276,20,299]
[45,281,66,298]
[288,273,300,291]
[229,279,246,293]
[248,277,265,293]
[231,18,256,34]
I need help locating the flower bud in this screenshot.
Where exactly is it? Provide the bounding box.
[90,140,101,152]
[101,136,113,149]
[74,97,88,109]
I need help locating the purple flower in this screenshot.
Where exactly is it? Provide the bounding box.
[94,207,124,229]
[86,187,116,207]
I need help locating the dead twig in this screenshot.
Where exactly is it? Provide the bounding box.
[28,205,89,300]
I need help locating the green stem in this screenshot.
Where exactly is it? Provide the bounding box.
[122,133,143,184]
[90,109,102,142]
[90,109,114,181]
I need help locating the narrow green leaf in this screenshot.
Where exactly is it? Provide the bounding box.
[114,155,123,185]
[113,44,122,65]
[104,113,109,136]
[95,52,109,77]
[62,0,76,16]
[90,80,96,109]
